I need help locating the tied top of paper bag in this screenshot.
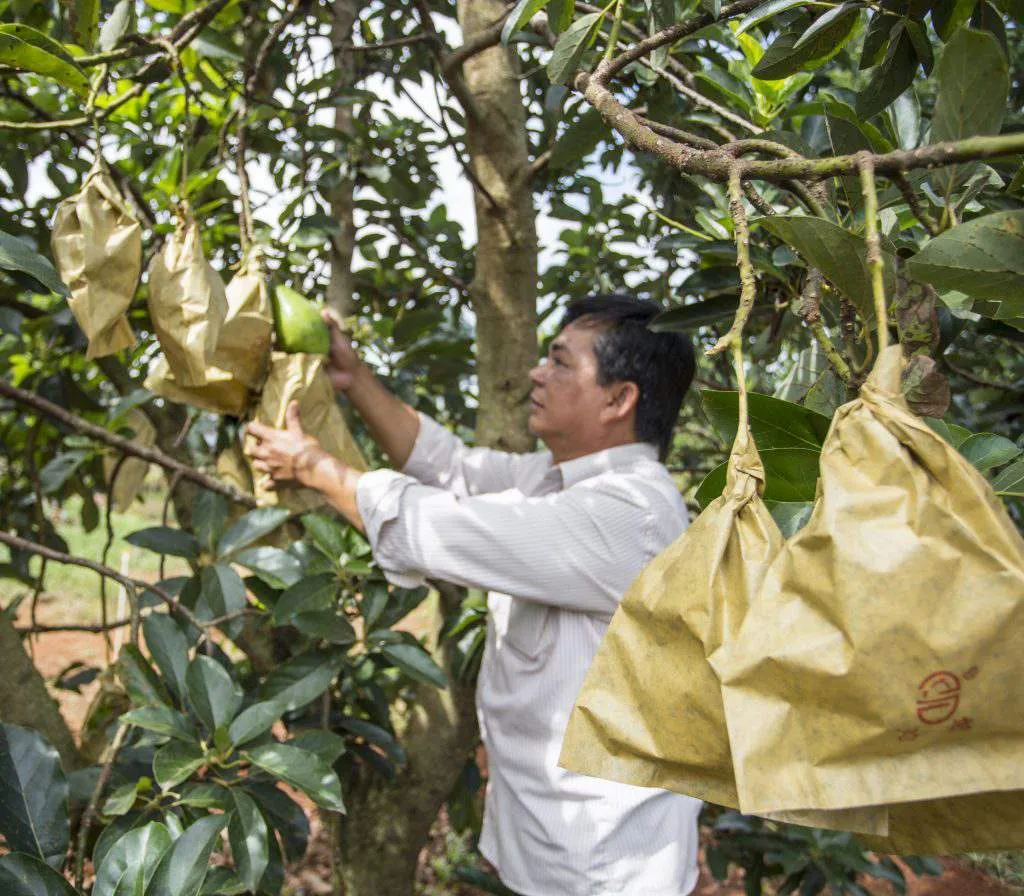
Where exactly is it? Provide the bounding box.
[147,206,228,388]
[51,161,142,360]
[716,344,1024,816]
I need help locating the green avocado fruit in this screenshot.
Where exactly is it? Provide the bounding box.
[273,284,330,355]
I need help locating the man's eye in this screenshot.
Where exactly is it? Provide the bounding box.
[552,356,565,367]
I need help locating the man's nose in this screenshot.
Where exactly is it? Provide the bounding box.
[529,362,547,386]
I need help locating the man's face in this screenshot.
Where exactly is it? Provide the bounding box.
[528,321,609,446]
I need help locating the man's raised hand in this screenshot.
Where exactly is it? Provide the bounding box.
[321,308,361,393]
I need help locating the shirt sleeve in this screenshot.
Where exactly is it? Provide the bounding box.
[356,469,658,615]
[401,412,536,496]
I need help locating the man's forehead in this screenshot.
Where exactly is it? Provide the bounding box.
[553,321,599,353]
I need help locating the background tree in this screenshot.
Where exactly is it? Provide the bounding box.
[0,0,1021,894]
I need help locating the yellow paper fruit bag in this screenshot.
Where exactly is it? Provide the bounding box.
[102,409,155,512]
[147,206,228,387]
[245,352,367,512]
[51,161,142,359]
[716,345,1024,828]
[146,250,273,416]
[559,431,887,836]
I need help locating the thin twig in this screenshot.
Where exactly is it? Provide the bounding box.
[858,153,889,349]
[800,269,853,383]
[709,165,756,356]
[16,619,132,634]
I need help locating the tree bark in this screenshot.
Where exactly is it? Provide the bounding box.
[457,0,539,452]
[0,611,81,769]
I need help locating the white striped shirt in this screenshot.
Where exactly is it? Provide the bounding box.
[355,413,702,896]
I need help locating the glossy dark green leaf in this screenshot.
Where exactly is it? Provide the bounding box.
[335,717,405,765]
[735,0,807,34]
[300,513,347,563]
[122,706,195,743]
[856,25,918,118]
[859,11,899,69]
[192,492,228,556]
[695,448,821,507]
[243,744,345,812]
[227,702,282,748]
[930,27,1008,199]
[0,854,77,896]
[232,547,302,589]
[381,642,448,688]
[246,784,309,862]
[147,814,229,896]
[215,507,290,559]
[257,652,343,712]
[906,211,1024,311]
[752,7,859,80]
[0,724,69,867]
[289,730,348,765]
[271,573,338,624]
[766,500,815,537]
[991,458,1024,496]
[185,656,242,733]
[930,0,977,40]
[547,0,574,33]
[227,790,268,893]
[178,783,231,809]
[142,614,191,702]
[153,741,206,790]
[94,820,171,895]
[651,296,771,331]
[118,644,171,707]
[126,526,200,559]
[759,215,898,321]
[547,12,602,85]
[195,564,247,634]
[702,390,833,451]
[0,34,89,96]
[102,782,138,817]
[0,231,68,297]
[293,611,357,645]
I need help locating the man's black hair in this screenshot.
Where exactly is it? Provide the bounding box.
[560,293,695,460]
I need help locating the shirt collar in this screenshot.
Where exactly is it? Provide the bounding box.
[553,441,659,489]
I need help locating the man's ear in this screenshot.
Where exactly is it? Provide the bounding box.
[602,381,640,424]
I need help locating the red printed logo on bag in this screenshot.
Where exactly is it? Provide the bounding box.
[916,671,961,725]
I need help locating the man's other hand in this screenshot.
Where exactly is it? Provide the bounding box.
[322,308,361,393]
[246,401,326,487]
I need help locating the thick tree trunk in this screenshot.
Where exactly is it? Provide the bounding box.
[0,612,81,769]
[457,0,539,452]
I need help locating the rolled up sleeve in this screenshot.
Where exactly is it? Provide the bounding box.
[357,471,658,615]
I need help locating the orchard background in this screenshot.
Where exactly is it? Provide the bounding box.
[0,0,1022,893]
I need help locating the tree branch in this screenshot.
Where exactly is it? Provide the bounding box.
[0,380,258,508]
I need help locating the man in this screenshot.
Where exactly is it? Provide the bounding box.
[247,294,702,895]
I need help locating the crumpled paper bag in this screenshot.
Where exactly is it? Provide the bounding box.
[147,206,227,387]
[559,431,887,836]
[146,250,273,415]
[714,345,1024,845]
[244,352,367,512]
[102,409,155,512]
[51,161,141,359]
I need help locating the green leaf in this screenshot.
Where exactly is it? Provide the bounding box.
[198,867,245,895]
[102,782,139,816]
[501,0,549,45]
[702,0,722,17]
[0,231,68,297]
[122,706,195,743]
[39,450,90,494]
[117,644,171,707]
[0,33,90,95]
[293,611,357,645]
[0,25,77,65]
[143,613,191,702]
[696,448,821,507]
[153,741,206,790]
[271,573,338,624]
[195,564,247,633]
[650,296,772,331]
[185,656,242,733]
[906,211,1024,312]
[227,790,269,892]
[759,215,898,321]
[243,744,345,812]
[887,88,920,150]
[924,417,973,448]
[98,0,134,52]
[147,814,229,896]
[258,652,343,712]
[856,25,919,118]
[0,724,70,868]
[227,701,281,748]
[381,642,448,688]
[178,783,230,809]
[930,0,977,40]
[766,500,815,537]
[752,8,859,80]
[991,458,1024,496]
[232,546,302,589]
[958,433,1022,473]
[300,513,346,563]
[215,507,290,558]
[99,822,172,896]
[126,526,200,559]
[735,0,808,34]
[859,10,899,69]
[0,854,77,896]
[335,717,405,765]
[930,27,1008,199]
[547,12,602,85]
[289,730,348,765]
[193,492,228,555]
[73,0,100,48]
[547,0,574,33]
[701,390,833,450]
